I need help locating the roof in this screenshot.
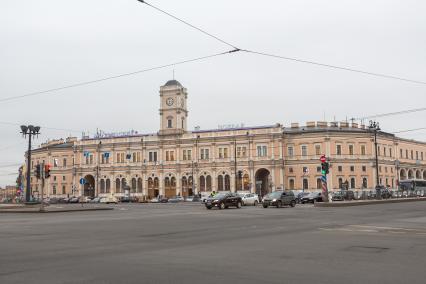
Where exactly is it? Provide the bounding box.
[164,80,182,87]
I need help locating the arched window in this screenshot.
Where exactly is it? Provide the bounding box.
[206,175,212,191]
[303,178,309,190]
[289,179,295,190]
[121,178,127,190]
[154,177,159,188]
[182,176,187,187]
[106,179,111,193]
[167,117,173,128]
[165,177,170,187]
[137,178,143,193]
[316,178,322,189]
[116,178,121,193]
[199,176,206,192]
[148,177,153,189]
[218,175,224,191]
[225,174,231,191]
[362,178,368,188]
[350,178,356,189]
[100,179,105,193]
[171,177,176,187]
[243,174,250,190]
[132,178,137,193]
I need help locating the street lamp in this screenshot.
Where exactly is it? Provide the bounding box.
[21,124,41,203]
[368,120,381,199]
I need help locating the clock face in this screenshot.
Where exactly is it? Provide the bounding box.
[166,97,174,106]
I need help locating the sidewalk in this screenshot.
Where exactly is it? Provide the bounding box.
[314,197,426,207]
[0,204,114,213]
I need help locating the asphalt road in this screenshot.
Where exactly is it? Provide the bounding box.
[1,202,425,284]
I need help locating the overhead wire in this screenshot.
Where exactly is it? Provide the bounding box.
[0,50,239,103]
[353,107,426,120]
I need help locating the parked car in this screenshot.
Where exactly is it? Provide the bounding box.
[79,196,92,203]
[100,196,118,204]
[69,197,79,203]
[185,196,194,202]
[205,192,242,210]
[169,196,185,203]
[332,190,355,201]
[150,197,159,203]
[159,197,169,203]
[89,197,101,203]
[239,193,260,206]
[262,191,296,208]
[301,192,323,204]
[295,192,310,204]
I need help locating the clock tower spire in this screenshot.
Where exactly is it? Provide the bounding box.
[159,79,188,136]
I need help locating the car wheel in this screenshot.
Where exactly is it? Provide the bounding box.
[263,204,268,208]
[236,201,242,208]
[276,201,282,208]
[301,201,305,204]
[290,200,296,207]
[219,202,225,210]
[206,206,212,210]
[254,201,258,206]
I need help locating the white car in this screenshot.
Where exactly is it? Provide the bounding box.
[239,193,260,206]
[100,196,118,204]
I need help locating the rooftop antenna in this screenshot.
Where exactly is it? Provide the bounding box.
[173,69,175,80]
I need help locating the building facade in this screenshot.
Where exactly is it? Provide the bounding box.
[27,80,426,199]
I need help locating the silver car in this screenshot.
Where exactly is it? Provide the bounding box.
[239,193,260,206]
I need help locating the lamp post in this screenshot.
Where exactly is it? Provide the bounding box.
[20,125,41,203]
[369,120,381,199]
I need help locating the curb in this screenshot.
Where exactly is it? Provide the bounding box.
[314,197,426,207]
[0,207,114,213]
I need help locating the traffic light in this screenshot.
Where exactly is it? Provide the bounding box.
[320,155,329,175]
[44,164,51,179]
[34,164,41,179]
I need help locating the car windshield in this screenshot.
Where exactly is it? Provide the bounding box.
[265,191,283,199]
[309,192,319,197]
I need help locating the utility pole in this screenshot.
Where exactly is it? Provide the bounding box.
[320,155,330,202]
[234,138,238,192]
[20,125,40,203]
[40,162,46,212]
[369,120,381,199]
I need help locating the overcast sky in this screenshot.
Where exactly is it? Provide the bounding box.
[1,0,425,186]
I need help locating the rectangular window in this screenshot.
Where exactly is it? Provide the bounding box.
[148,151,157,162]
[315,145,321,156]
[289,167,293,173]
[377,146,381,156]
[237,146,247,158]
[183,150,187,161]
[416,151,419,160]
[383,147,387,157]
[362,165,366,172]
[361,145,366,156]
[62,185,66,195]
[287,146,294,157]
[317,166,321,173]
[411,150,414,160]
[350,166,354,172]
[336,145,342,156]
[62,176,66,181]
[422,152,424,161]
[338,166,342,172]
[63,158,67,167]
[200,149,209,160]
[349,145,354,155]
[53,158,58,167]
[389,148,392,158]
[406,150,408,159]
[400,149,403,158]
[257,146,267,157]
[224,148,228,158]
[301,145,308,157]
[89,154,94,164]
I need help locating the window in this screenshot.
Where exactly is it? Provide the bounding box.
[377,146,380,156]
[183,149,192,161]
[257,145,267,157]
[379,166,382,172]
[400,149,403,158]
[53,158,58,167]
[63,158,67,167]
[53,176,57,181]
[52,186,56,195]
[317,178,322,189]
[219,147,229,159]
[316,166,321,173]
[165,151,175,161]
[303,167,308,175]
[89,154,93,164]
[132,153,137,163]
[303,179,309,190]
[350,178,355,189]
[411,150,414,160]
[350,166,354,172]
[301,145,308,157]
[62,176,66,181]
[288,146,294,158]
[338,166,342,172]
[422,152,424,161]
[389,148,392,158]
[167,119,172,128]
[362,165,366,172]
[315,145,321,156]
[148,151,157,162]
[416,151,419,160]
[237,146,247,158]
[218,175,224,191]
[224,175,230,190]
[336,145,342,155]
[361,145,366,156]
[406,150,408,159]
[383,147,387,157]
[349,145,354,155]
[200,149,209,160]
[385,167,388,173]
[288,167,293,173]
[62,185,66,194]
[362,178,368,188]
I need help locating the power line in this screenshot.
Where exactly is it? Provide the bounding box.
[393,127,426,134]
[0,121,82,134]
[0,50,238,103]
[137,0,239,50]
[241,49,426,86]
[354,107,426,120]
[136,1,426,86]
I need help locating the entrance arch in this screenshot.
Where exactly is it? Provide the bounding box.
[255,168,270,197]
[400,169,407,180]
[83,175,95,197]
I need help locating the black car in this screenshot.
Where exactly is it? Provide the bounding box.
[205,192,242,209]
[262,191,296,208]
[301,192,323,204]
[332,190,355,201]
[295,192,310,204]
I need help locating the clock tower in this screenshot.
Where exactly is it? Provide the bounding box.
[159,79,188,135]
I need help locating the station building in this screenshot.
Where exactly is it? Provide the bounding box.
[27,80,426,199]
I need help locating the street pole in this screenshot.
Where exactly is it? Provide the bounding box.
[234,138,237,192]
[21,125,40,203]
[369,121,381,199]
[40,162,46,212]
